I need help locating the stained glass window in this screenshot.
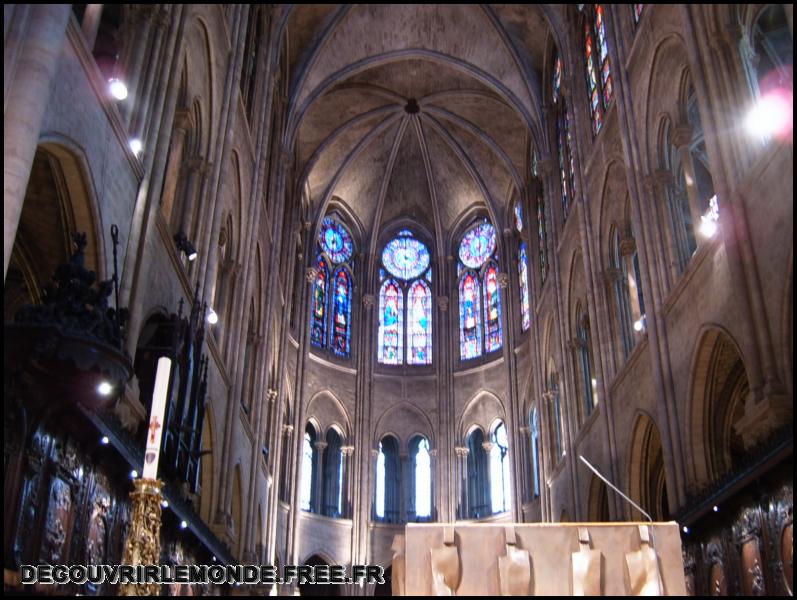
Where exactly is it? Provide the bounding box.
[319,216,353,264]
[459,222,497,269]
[378,279,404,365]
[407,280,432,365]
[553,47,576,220]
[483,264,503,352]
[537,190,548,283]
[310,255,328,348]
[558,109,571,217]
[518,243,530,331]
[330,268,352,357]
[583,5,613,137]
[514,202,524,233]
[459,272,482,359]
[378,230,433,366]
[633,4,644,24]
[552,53,562,104]
[382,236,430,281]
[530,408,541,498]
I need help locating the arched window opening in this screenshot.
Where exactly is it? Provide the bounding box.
[548,369,564,461]
[458,221,502,360]
[489,421,511,514]
[533,154,549,285]
[575,306,598,419]
[378,230,432,365]
[310,216,355,358]
[552,51,576,221]
[610,229,635,359]
[375,436,401,523]
[466,429,490,519]
[530,408,541,498]
[633,4,645,26]
[321,429,344,518]
[240,7,263,125]
[663,124,697,271]
[518,243,531,331]
[300,425,316,512]
[582,4,614,136]
[749,5,792,97]
[409,436,432,521]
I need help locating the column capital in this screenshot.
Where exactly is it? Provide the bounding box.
[437,296,449,311]
[566,337,585,352]
[172,107,194,132]
[519,426,531,436]
[371,449,379,458]
[619,237,637,257]
[306,266,318,283]
[341,445,354,456]
[267,388,278,401]
[599,267,623,286]
[454,446,470,457]
[362,293,375,308]
[282,424,294,435]
[313,441,328,451]
[671,124,693,149]
[497,272,510,289]
[482,441,494,453]
[429,449,438,458]
[538,157,557,177]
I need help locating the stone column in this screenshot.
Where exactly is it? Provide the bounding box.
[481,441,494,516]
[454,446,469,519]
[399,452,410,523]
[313,441,327,515]
[280,424,294,502]
[518,426,532,506]
[4,4,72,279]
[158,107,193,226]
[428,448,438,520]
[341,445,354,518]
[81,4,103,50]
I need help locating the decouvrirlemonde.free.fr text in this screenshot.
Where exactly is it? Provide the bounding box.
[21,564,385,586]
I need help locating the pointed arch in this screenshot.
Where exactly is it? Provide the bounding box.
[628,412,668,521]
[378,278,404,364]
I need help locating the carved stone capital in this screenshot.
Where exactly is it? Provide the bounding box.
[619,237,637,257]
[362,293,375,308]
[306,267,319,283]
[371,449,379,458]
[497,272,510,289]
[518,426,531,436]
[482,441,494,453]
[185,155,210,174]
[671,124,694,150]
[429,449,438,458]
[437,296,449,311]
[341,445,354,456]
[454,446,470,457]
[566,337,585,352]
[267,388,278,401]
[538,157,557,177]
[172,107,194,133]
[600,268,623,285]
[313,441,328,451]
[282,424,294,435]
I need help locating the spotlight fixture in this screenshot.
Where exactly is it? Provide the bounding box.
[207,308,219,325]
[713,505,719,513]
[682,526,689,534]
[108,77,128,100]
[180,520,188,529]
[100,436,110,445]
[173,231,198,261]
[129,138,143,156]
[161,500,169,508]
[633,315,646,332]
[97,381,113,395]
[130,470,139,479]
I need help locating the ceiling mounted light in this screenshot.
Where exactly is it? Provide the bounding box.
[130,470,139,479]
[173,231,198,261]
[98,381,113,396]
[100,436,110,445]
[207,308,219,325]
[109,77,128,100]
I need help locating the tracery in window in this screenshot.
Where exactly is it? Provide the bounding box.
[518,243,531,331]
[553,50,576,220]
[458,221,502,360]
[310,216,355,357]
[377,230,432,365]
[582,5,614,136]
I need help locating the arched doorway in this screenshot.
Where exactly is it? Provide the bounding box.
[297,554,342,597]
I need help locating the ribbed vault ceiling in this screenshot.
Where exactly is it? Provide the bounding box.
[285,4,556,256]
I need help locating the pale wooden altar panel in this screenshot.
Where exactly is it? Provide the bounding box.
[403,522,686,596]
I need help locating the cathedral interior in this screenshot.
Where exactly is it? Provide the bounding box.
[3,4,793,596]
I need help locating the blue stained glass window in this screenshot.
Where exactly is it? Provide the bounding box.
[459,271,482,359]
[310,255,328,348]
[382,236,430,281]
[319,217,353,264]
[407,280,432,365]
[584,5,613,137]
[519,243,530,331]
[483,264,503,352]
[330,268,352,357]
[459,222,497,269]
[514,202,524,233]
[378,279,404,365]
[552,53,562,104]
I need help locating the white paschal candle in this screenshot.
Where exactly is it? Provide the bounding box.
[142,356,172,480]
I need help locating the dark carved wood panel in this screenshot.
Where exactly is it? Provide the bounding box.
[682,462,792,596]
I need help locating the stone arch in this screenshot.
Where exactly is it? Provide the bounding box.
[628,412,668,521]
[374,402,435,451]
[232,464,244,559]
[307,391,352,441]
[199,403,215,522]
[687,326,752,488]
[458,390,505,444]
[587,475,610,522]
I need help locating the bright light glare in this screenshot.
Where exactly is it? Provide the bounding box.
[187,250,197,261]
[100,436,110,445]
[699,217,718,238]
[109,78,128,100]
[745,91,793,140]
[129,139,143,156]
[633,319,644,332]
[180,520,188,529]
[130,470,138,479]
[207,308,219,325]
[98,381,113,395]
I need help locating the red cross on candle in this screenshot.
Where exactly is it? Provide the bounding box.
[148,417,162,444]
